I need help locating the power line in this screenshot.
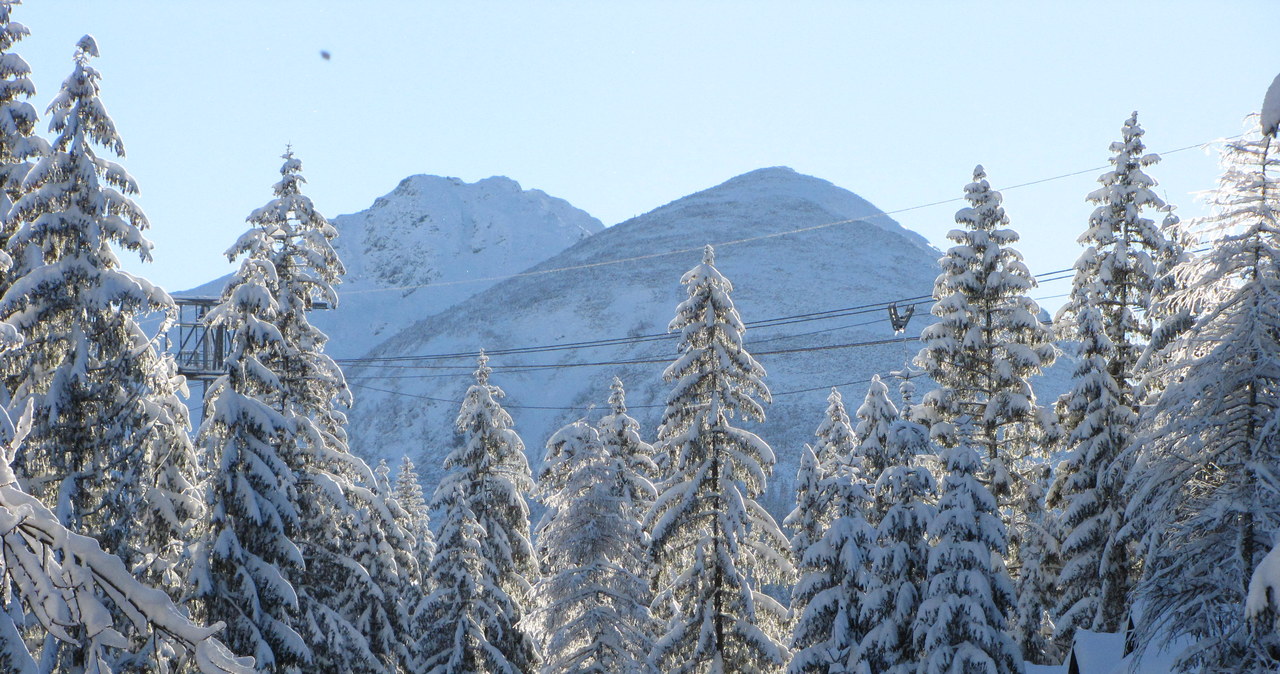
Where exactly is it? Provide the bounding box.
[337,268,1076,367]
[349,374,888,412]
[345,335,920,380]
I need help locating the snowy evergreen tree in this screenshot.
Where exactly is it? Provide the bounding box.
[416,354,538,673]
[394,455,435,585]
[530,420,656,674]
[388,457,434,669]
[191,236,307,671]
[814,387,858,471]
[912,420,1022,674]
[1059,112,1176,400]
[647,245,793,673]
[854,376,901,508]
[912,165,1057,660]
[0,401,254,674]
[0,35,201,671]
[786,446,828,584]
[787,387,877,673]
[1047,283,1133,651]
[913,164,1057,466]
[1125,120,1280,672]
[346,459,420,673]
[858,379,935,674]
[1049,114,1182,648]
[1008,470,1056,664]
[597,376,658,530]
[416,484,528,674]
[788,449,876,673]
[0,0,46,277]
[242,149,395,673]
[194,151,401,672]
[115,355,205,674]
[2,33,164,554]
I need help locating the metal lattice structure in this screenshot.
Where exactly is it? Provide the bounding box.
[169,297,229,382]
[169,296,331,383]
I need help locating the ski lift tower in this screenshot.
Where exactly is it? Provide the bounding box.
[169,297,229,399]
[168,295,334,400]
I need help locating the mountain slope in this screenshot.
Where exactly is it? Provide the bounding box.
[345,167,943,513]
[183,174,603,358]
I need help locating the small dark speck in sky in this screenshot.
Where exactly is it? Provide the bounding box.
[320,50,331,61]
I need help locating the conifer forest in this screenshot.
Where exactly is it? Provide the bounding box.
[2,2,1280,673]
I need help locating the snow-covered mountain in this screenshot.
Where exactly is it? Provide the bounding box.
[183,174,603,358]
[345,167,946,514]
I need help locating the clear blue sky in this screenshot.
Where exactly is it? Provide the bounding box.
[17,1,1280,309]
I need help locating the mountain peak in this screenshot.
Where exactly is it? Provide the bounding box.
[299,174,603,357]
[388,174,527,199]
[639,166,931,251]
[725,165,800,181]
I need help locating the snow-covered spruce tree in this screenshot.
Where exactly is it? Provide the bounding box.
[854,375,902,511]
[783,387,861,611]
[1124,120,1280,672]
[115,354,206,674]
[394,455,435,584]
[0,0,46,273]
[0,35,202,671]
[913,419,1021,674]
[1009,471,1057,664]
[389,458,434,670]
[1059,112,1177,400]
[788,448,876,673]
[191,249,308,671]
[0,402,255,674]
[531,420,656,674]
[787,387,875,672]
[416,354,538,672]
[1047,283,1133,652]
[244,149,399,673]
[786,446,827,588]
[912,165,1057,662]
[858,378,935,674]
[597,376,658,529]
[1049,113,1181,648]
[813,387,859,472]
[416,484,523,674]
[3,33,166,551]
[353,459,421,673]
[646,245,793,673]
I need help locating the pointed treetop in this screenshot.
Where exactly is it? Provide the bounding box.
[828,387,842,405]
[609,376,627,415]
[75,34,98,59]
[973,164,986,181]
[272,146,305,199]
[474,350,491,386]
[865,374,888,404]
[281,145,302,173]
[703,243,715,266]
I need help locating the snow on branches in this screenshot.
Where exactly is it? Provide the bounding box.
[647,245,792,673]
